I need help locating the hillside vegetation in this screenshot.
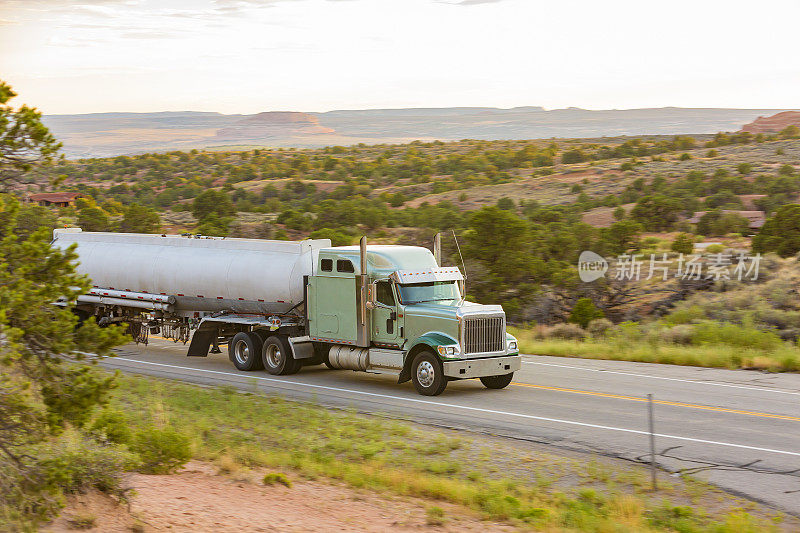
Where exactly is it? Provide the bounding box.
[14,89,800,371]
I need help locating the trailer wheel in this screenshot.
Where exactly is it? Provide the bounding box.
[230,332,263,371]
[411,351,447,396]
[263,335,301,375]
[246,332,265,370]
[480,373,514,389]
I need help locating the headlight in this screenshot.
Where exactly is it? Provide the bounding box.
[508,341,517,351]
[437,345,459,356]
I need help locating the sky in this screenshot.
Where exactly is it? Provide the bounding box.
[1,0,799,115]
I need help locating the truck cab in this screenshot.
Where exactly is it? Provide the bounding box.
[307,244,521,395]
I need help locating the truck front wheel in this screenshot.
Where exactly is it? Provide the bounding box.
[230,332,264,371]
[480,373,514,389]
[263,335,301,375]
[411,351,447,396]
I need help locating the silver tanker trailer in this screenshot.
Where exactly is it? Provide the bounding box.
[54,229,520,396]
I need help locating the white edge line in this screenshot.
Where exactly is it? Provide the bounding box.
[112,358,800,458]
[522,358,800,397]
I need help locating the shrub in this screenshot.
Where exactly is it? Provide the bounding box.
[36,435,139,497]
[586,318,614,337]
[195,213,232,237]
[549,323,588,340]
[68,513,96,530]
[568,298,604,328]
[690,321,782,351]
[670,233,695,254]
[611,321,644,342]
[91,409,132,444]
[561,150,586,164]
[262,472,292,487]
[426,506,445,526]
[752,204,800,257]
[309,228,353,246]
[659,325,695,345]
[496,197,516,210]
[130,427,192,474]
[705,244,725,254]
[664,305,705,325]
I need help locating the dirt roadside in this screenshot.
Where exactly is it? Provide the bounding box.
[44,461,514,532]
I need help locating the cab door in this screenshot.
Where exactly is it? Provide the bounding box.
[370,280,401,347]
[309,257,358,343]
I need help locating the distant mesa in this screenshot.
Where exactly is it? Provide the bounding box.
[741,111,800,133]
[215,111,334,140]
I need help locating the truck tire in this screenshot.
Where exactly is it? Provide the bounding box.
[480,373,514,389]
[263,335,301,375]
[411,351,447,396]
[246,331,266,370]
[229,332,263,371]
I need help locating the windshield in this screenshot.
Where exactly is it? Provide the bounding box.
[397,281,461,304]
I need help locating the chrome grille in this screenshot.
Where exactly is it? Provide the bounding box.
[463,316,504,354]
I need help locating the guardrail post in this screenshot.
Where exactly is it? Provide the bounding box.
[648,393,657,491]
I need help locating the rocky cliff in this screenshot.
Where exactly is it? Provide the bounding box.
[741,111,800,133]
[215,111,334,140]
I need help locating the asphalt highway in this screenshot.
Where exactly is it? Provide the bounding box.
[104,338,800,515]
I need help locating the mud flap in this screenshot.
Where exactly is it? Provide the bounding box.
[187,324,217,357]
[397,360,412,384]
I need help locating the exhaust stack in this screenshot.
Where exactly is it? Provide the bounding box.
[433,232,442,266]
[356,236,370,347]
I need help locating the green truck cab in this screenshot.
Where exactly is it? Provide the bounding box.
[307,241,521,395]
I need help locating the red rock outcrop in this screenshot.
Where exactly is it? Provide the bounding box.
[741,111,800,133]
[215,111,334,140]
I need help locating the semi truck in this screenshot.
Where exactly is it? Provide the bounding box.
[53,229,521,396]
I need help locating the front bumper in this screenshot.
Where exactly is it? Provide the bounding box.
[442,355,522,379]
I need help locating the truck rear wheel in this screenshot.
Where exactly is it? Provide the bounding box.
[263,335,301,376]
[411,351,447,396]
[480,373,514,389]
[229,332,264,371]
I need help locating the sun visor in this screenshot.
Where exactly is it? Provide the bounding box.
[390,267,464,284]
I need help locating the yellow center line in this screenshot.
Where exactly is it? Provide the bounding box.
[138,335,188,344]
[513,382,800,422]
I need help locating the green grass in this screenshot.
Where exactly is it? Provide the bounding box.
[67,513,96,530]
[510,327,800,372]
[104,374,789,531]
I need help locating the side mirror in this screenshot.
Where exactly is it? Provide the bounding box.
[366,281,392,310]
[365,281,378,310]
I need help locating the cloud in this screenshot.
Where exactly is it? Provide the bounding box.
[1,0,136,9]
[209,0,355,15]
[437,0,508,4]
[45,35,110,47]
[121,29,182,39]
